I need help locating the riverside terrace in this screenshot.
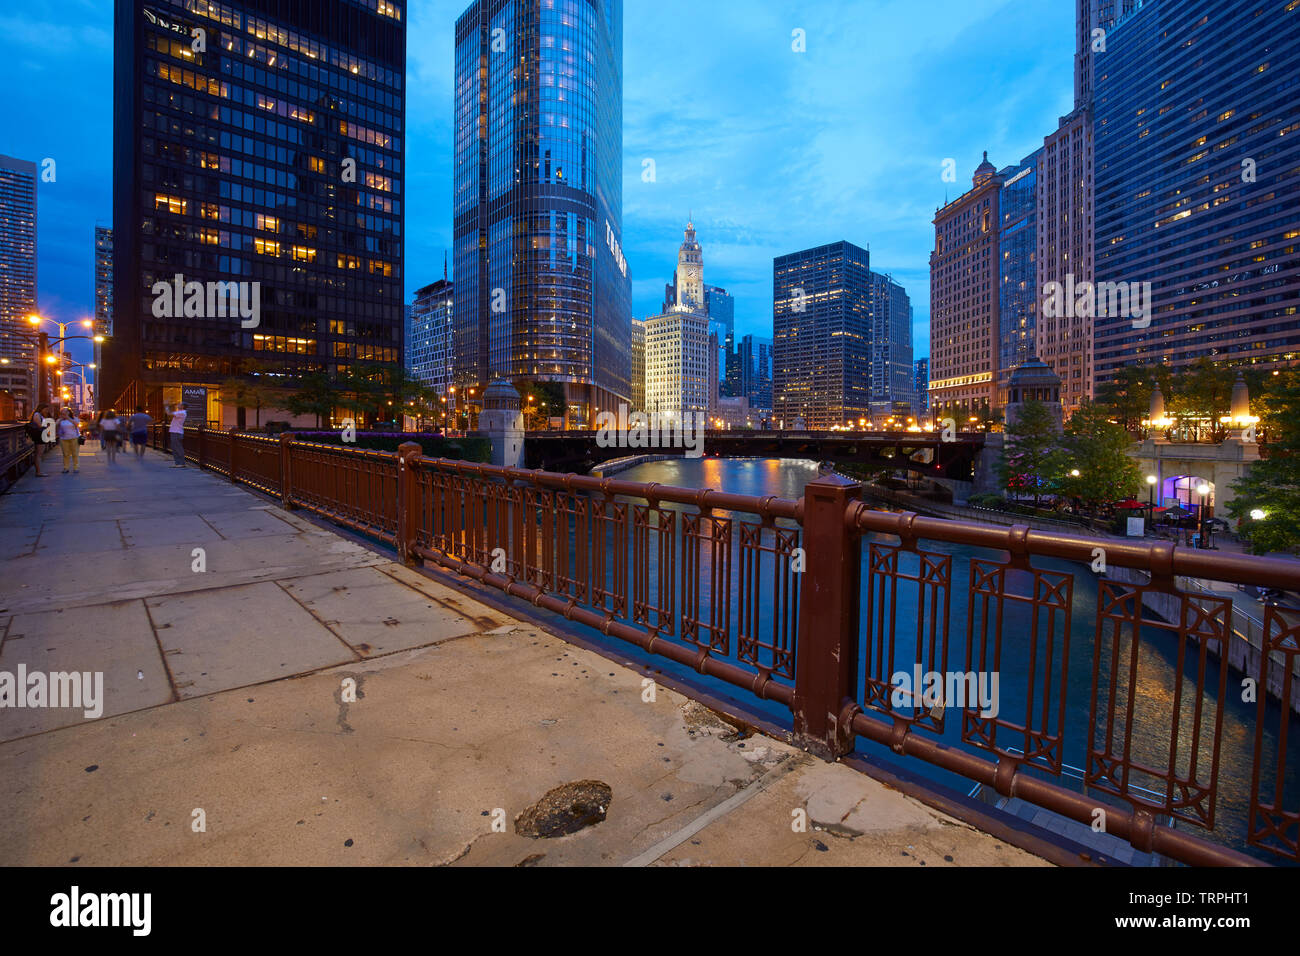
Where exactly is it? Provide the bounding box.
[3,423,1300,866]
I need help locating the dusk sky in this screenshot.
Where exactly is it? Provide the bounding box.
[2,0,1075,367]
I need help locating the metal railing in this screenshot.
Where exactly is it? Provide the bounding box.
[150,427,1300,866]
[0,422,36,493]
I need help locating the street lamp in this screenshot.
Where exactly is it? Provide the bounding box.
[1196,482,1211,548]
[1250,508,1267,521]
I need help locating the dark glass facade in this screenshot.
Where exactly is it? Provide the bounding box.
[997,150,1039,402]
[1093,0,1300,385]
[108,0,406,413]
[453,0,630,424]
[773,241,872,429]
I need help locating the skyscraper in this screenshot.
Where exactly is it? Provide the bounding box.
[1093,0,1300,385]
[108,0,406,422]
[868,272,914,419]
[914,358,929,415]
[997,150,1039,406]
[93,226,114,395]
[453,0,630,427]
[408,279,453,398]
[704,283,734,396]
[630,317,645,412]
[0,154,38,417]
[643,310,708,416]
[929,156,1001,422]
[773,241,872,429]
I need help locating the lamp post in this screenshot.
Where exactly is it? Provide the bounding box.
[1196,481,1211,549]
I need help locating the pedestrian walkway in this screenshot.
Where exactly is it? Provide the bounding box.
[0,443,1046,866]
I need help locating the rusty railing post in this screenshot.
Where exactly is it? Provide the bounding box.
[395,441,423,564]
[793,470,862,760]
[229,432,239,484]
[279,433,293,507]
[197,423,206,470]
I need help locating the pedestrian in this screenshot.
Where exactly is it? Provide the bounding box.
[101,408,123,464]
[128,405,153,460]
[56,407,81,474]
[167,402,187,467]
[26,403,52,477]
[94,410,106,450]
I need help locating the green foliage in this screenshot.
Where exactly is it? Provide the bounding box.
[283,372,341,428]
[1058,400,1141,510]
[997,399,1064,503]
[1228,370,1300,554]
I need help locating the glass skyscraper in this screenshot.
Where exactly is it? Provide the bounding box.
[773,241,873,429]
[108,0,407,420]
[1093,0,1300,385]
[0,154,38,416]
[408,278,453,397]
[997,149,1039,405]
[453,0,630,427]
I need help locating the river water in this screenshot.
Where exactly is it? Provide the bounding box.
[592,456,1299,863]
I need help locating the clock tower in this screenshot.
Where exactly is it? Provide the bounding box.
[674,221,704,312]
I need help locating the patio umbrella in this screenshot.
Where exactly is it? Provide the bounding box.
[1163,506,1193,519]
[1114,499,1146,510]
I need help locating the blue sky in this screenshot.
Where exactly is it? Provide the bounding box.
[1,0,1075,367]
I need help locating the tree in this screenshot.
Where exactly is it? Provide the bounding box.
[220,359,276,428]
[1058,400,1141,513]
[1228,370,1300,554]
[997,399,1063,505]
[284,372,340,428]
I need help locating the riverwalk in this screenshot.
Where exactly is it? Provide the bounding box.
[0,442,1044,866]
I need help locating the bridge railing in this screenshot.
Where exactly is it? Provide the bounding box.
[142,428,1299,866]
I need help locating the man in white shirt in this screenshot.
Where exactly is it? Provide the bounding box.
[167,403,188,467]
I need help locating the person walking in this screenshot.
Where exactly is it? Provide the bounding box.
[128,405,153,460]
[56,407,81,474]
[167,402,187,467]
[100,408,123,464]
[26,403,52,477]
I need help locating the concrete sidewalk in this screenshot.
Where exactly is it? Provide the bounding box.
[0,443,1046,866]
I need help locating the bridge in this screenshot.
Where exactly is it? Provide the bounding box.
[523,428,985,479]
[4,423,1298,867]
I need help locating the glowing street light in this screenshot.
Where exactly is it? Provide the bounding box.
[1250,508,1267,520]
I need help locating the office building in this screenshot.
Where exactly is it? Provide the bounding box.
[107,0,407,423]
[868,272,914,420]
[929,157,1001,422]
[409,278,453,397]
[0,154,38,416]
[643,308,709,415]
[914,358,929,415]
[1092,0,1300,385]
[997,150,1040,406]
[773,241,872,429]
[704,283,733,395]
[453,0,630,427]
[630,317,645,411]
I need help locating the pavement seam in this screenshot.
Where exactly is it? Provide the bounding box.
[271,578,365,661]
[372,564,506,628]
[620,754,803,867]
[141,598,182,705]
[197,513,229,540]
